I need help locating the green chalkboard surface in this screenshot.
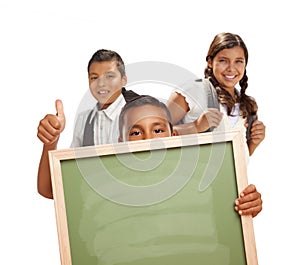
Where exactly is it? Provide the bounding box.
[49,130,257,265]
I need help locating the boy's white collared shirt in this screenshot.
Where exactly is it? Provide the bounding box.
[71,93,125,147]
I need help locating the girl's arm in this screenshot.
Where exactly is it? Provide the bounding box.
[167,92,223,135]
[247,120,266,155]
[166,92,189,125]
[235,184,262,217]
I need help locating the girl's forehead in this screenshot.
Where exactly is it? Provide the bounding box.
[216,46,245,58]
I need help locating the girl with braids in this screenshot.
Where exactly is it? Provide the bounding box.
[167,32,265,156]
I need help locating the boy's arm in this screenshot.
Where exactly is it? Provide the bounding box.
[37,100,65,199]
[37,142,57,199]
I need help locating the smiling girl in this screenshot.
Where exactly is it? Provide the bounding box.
[167,32,265,156]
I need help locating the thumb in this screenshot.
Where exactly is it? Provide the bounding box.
[55,99,64,118]
[55,99,66,130]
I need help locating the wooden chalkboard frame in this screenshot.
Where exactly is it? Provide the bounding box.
[49,129,258,265]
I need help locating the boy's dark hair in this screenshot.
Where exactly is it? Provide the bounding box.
[87,49,126,77]
[118,95,173,139]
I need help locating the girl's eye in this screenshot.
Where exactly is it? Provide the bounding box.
[90,76,98,80]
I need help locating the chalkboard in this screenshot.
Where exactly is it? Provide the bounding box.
[49,129,258,265]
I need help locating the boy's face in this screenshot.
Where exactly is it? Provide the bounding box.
[121,104,174,141]
[88,61,127,109]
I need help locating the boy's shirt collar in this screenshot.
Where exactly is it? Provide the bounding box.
[88,92,125,123]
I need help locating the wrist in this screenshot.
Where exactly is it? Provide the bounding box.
[44,137,59,150]
[193,119,201,132]
[247,140,257,156]
[193,116,208,133]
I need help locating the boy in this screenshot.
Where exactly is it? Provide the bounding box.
[118,94,262,217]
[37,49,128,199]
[118,94,177,142]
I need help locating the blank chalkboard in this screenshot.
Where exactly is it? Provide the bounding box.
[49,129,258,265]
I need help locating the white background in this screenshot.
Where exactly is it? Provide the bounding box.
[1,0,299,264]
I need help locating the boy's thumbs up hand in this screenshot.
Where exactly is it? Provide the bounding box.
[37,100,66,145]
[55,99,66,131]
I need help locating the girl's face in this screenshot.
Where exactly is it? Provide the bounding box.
[88,61,127,109]
[209,46,246,92]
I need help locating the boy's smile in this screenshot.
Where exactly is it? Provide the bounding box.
[88,61,127,109]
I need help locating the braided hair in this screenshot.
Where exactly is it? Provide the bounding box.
[204,33,258,120]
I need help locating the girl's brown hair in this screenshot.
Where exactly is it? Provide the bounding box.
[204,32,257,120]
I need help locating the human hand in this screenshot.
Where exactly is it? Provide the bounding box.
[195,108,223,132]
[247,120,265,146]
[235,184,262,217]
[37,99,66,145]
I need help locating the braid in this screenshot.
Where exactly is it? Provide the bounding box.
[204,33,259,120]
[238,72,258,120]
[206,73,236,116]
[204,59,212,78]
